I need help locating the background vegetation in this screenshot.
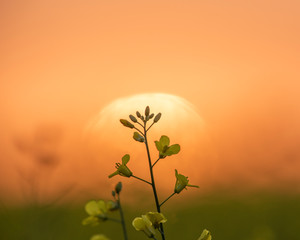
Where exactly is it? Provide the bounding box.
[1,193,299,240]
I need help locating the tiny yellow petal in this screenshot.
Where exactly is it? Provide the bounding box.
[85,201,101,216]
[198,229,212,240]
[90,234,111,240]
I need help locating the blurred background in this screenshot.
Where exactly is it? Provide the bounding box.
[1,0,300,239]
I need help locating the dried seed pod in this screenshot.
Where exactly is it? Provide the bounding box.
[136,111,141,118]
[149,113,154,119]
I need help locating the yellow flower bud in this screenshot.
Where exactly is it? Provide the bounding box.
[120,119,134,128]
[154,113,161,123]
[129,114,138,123]
[145,106,150,116]
[115,181,122,194]
[133,132,145,142]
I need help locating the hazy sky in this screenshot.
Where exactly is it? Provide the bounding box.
[0,0,299,205]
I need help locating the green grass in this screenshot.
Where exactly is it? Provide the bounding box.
[0,193,299,240]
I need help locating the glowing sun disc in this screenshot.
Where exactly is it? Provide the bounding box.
[84,93,215,193]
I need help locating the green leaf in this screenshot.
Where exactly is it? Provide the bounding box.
[122,154,130,164]
[133,132,144,142]
[159,135,170,147]
[165,144,180,156]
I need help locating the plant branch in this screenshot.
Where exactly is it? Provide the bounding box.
[143,124,166,240]
[132,175,152,185]
[160,192,176,207]
[134,127,144,136]
[146,122,155,132]
[152,157,161,168]
[117,194,128,240]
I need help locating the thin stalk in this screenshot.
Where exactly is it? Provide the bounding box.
[146,122,155,132]
[132,175,152,185]
[152,157,161,168]
[137,121,144,128]
[117,194,128,240]
[134,127,144,136]
[144,125,166,240]
[160,192,176,207]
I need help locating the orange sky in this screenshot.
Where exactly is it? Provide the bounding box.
[0,0,300,205]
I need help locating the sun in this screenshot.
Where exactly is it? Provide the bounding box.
[86,92,204,136]
[84,93,215,193]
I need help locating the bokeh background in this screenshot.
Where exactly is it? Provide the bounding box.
[1,0,300,239]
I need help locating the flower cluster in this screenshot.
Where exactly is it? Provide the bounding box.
[82,199,118,226]
[132,212,167,238]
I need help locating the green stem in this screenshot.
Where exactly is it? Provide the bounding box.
[146,122,155,132]
[152,157,161,168]
[132,175,152,185]
[117,194,128,240]
[160,192,176,207]
[144,125,166,240]
[134,127,144,136]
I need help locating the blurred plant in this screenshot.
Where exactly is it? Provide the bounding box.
[83,182,128,240]
[14,124,74,205]
[83,106,211,240]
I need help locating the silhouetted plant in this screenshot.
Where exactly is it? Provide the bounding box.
[82,106,211,240]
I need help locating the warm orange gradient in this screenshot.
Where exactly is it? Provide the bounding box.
[0,0,300,205]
